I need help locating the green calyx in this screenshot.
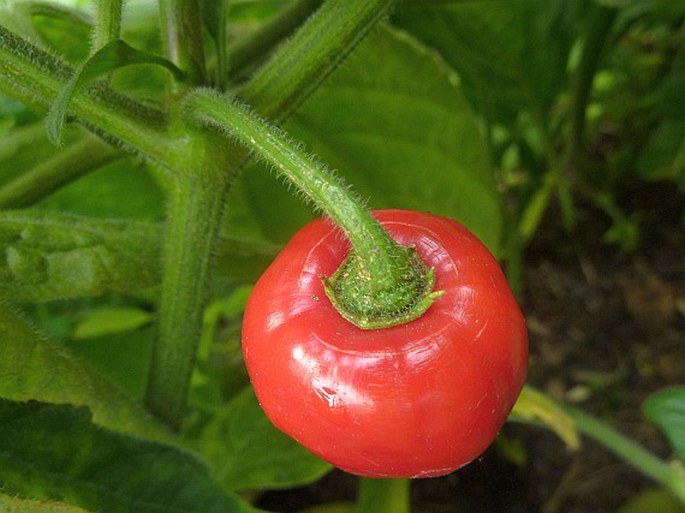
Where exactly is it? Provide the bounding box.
[322,245,445,330]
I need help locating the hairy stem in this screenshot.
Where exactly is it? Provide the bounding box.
[185,92,441,329]
[145,171,230,430]
[0,25,174,167]
[227,0,322,80]
[144,0,401,424]
[92,0,123,53]
[241,0,397,121]
[160,0,207,86]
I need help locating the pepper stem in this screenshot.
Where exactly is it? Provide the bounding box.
[185,91,443,329]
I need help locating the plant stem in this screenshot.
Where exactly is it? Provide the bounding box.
[185,91,441,329]
[357,478,411,513]
[92,0,123,53]
[567,4,618,162]
[144,170,230,430]
[160,0,207,86]
[145,0,401,425]
[0,136,119,209]
[0,25,174,167]
[227,0,322,80]
[241,0,397,122]
[562,402,685,504]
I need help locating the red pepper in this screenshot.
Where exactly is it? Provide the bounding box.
[242,209,528,478]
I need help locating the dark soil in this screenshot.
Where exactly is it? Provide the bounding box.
[256,180,685,513]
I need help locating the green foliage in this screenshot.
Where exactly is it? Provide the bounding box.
[194,386,332,492]
[0,210,276,301]
[0,301,172,442]
[0,400,261,513]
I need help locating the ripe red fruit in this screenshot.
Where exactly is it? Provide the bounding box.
[242,209,528,478]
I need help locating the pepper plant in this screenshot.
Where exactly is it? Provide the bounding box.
[0,1,684,512]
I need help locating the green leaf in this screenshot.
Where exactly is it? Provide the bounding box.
[68,324,154,401]
[0,210,159,301]
[73,306,152,339]
[195,386,332,492]
[29,2,92,63]
[594,0,685,17]
[241,25,503,254]
[0,210,277,302]
[644,386,685,459]
[0,301,173,443]
[0,492,91,513]
[37,159,166,219]
[47,39,185,144]
[393,0,577,129]
[0,400,263,513]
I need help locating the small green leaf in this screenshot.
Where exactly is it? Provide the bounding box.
[0,301,172,443]
[0,492,91,513]
[73,306,152,339]
[195,386,332,492]
[46,39,185,144]
[644,386,685,459]
[0,400,263,513]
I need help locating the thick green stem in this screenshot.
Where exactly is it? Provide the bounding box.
[227,0,322,80]
[562,402,685,504]
[145,171,230,430]
[160,0,207,86]
[0,136,119,209]
[185,91,441,329]
[0,25,174,167]
[144,0,401,425]
[92,0,123,53]
[567,4,618,161]
[357,478,411,513]
[241,0,397,122]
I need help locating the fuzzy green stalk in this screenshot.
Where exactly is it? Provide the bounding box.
[160,0,207,87]
[144,168,231,430]
[185,91,442,329]
[92,0,123,53]
[240,0,397,122]
[227,0,322,81]
[0,25,174,167]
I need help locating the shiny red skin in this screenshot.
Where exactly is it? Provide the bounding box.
[242,209,528,478]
